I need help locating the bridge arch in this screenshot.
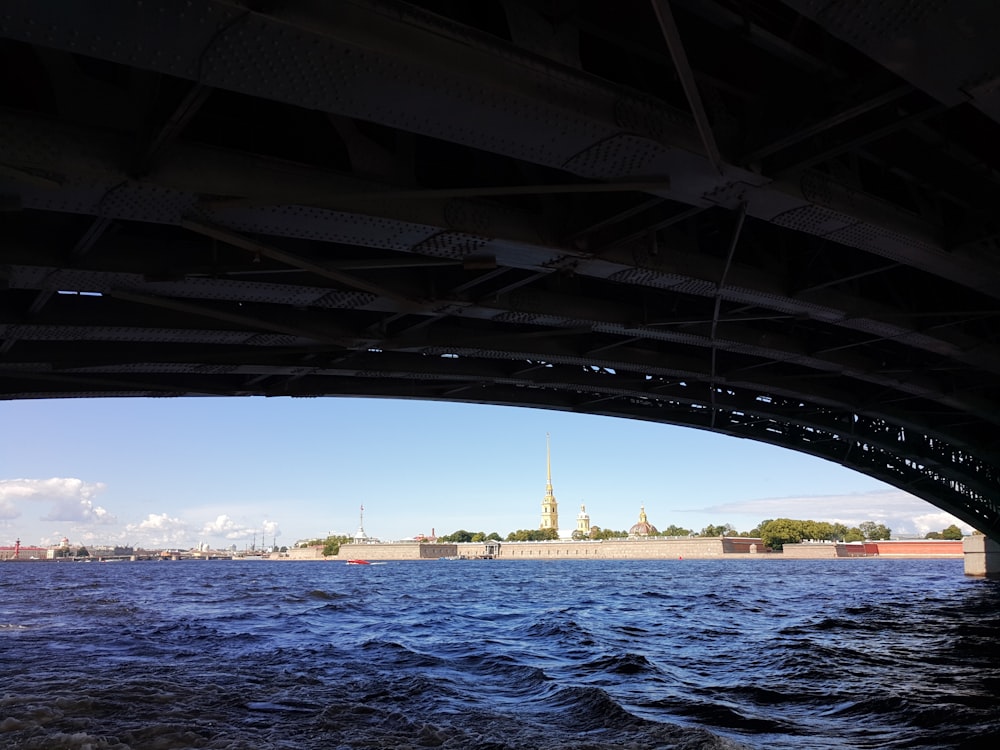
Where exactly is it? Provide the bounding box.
[1,1,998,540]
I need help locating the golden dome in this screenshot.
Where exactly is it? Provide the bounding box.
[629,505,657,537]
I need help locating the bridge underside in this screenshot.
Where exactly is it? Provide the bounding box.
[1,1,999,536]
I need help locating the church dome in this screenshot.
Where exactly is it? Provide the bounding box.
[629,506,658,537]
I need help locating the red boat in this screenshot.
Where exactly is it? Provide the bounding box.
[346,559,371,565]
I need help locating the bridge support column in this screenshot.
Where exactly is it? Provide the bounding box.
[963,535,1000,578]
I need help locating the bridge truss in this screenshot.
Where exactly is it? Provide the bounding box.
[1,0,999,536]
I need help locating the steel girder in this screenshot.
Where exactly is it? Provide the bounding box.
[2,0,998,294]
[1,0,999,536]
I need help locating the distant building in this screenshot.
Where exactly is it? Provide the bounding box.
[576,504,591,537]
[629,506,658,538]
[539,433,559,532]
[353,504,372,544]
[1,539,63,560]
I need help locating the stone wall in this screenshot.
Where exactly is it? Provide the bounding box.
[780,540,964,558]
[274,546,326,560]
[275,537,966,562]
[331,537,770,560]
[780,543,840,558]
[463,537,747,560]
[333,542,458,560]
[871,540,962,556]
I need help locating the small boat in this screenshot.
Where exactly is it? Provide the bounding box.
[346,559,371,565]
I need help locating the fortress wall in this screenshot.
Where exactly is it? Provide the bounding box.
[333,543,422,560]
[781,540,964,558]
[780,543,840,558]
[332,538,771,560]
[284,538,964,561]
[418,544,461,559]
[722,538,766,553]
[488,538,733,559]
[333,542,459,560]
[872,540,963,556]
[277,546,326,560]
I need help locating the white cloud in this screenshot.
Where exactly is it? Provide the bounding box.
[200,514,281,543]
[261,519,281,540]
[0,478,114,524]
[911,511,971,537]
[125,513,190,548]
[0,480,293,550]
[202,514,241,537]
[0,496,19,520]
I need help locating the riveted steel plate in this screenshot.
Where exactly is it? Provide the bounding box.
[6,325,268,344]
[64,363,207,375]
[824,223,938,265]
[410,232,489,260]
[311,290,379,310]
[771,205,856,236]
[210,204,435,251]
[561,134,672,181]
[242,333,312,347]
[605,267,690,292]
[490,311,542,326]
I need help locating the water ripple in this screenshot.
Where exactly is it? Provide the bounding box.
[0,558,996,748]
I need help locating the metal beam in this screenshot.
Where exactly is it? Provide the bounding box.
[650,0,724,173]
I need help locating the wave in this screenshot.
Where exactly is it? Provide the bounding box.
[579,651,656,676]
[303,588,347,601]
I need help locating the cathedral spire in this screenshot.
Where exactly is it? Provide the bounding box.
[546,432,552,491]
[540,433,559,531]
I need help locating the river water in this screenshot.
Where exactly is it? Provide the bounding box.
[1,557,998,749]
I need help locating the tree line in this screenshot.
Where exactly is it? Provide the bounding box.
[436,519,895,549]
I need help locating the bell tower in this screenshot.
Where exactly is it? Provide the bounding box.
[540,433,559,531]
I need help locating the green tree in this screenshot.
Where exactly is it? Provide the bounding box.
[700,523,735,537]
[505,528,559,541]
[586,527,626,540]
[660,524,691,537]
[76,547,89,557]
[859,521,891,540]
[759,518,807,551]
[844,527,865,542]
[441,529,474,543]
[829,523,849,540]
[803,520,842,541]
[321,535,351,557]
[940,524,963,540]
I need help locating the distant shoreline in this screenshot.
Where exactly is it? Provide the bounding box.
[2,538,965,563]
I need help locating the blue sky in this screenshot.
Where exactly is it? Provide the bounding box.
[1,397,971,549]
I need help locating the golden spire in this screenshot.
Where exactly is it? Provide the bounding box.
[546,432,552,492]
[540,432,559,530]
